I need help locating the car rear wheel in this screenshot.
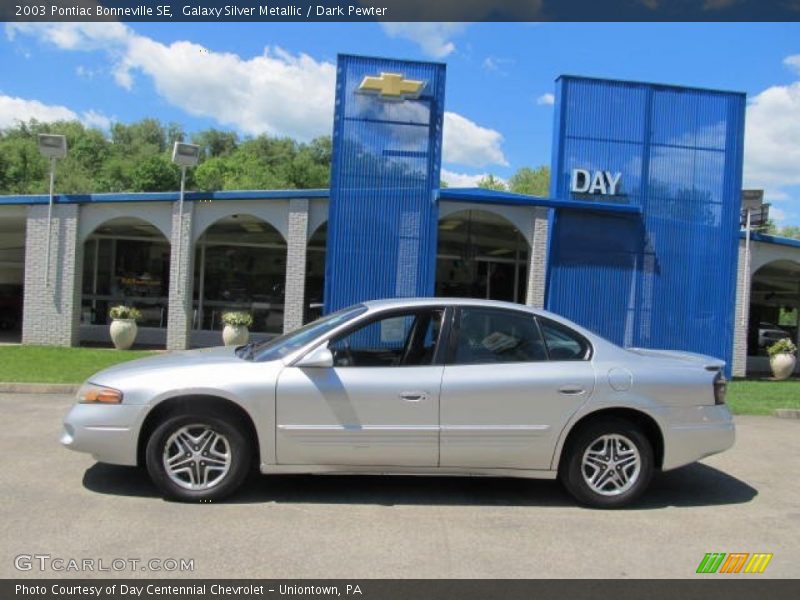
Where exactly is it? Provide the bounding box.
[145,413,251,502]
[560,417,653,508]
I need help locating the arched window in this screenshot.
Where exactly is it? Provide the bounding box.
[192,214,287,335]
[436,210,529,304]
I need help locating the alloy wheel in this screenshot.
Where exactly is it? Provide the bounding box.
[162,424,232,491]
[580,433,641,496]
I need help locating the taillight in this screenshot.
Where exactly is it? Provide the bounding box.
[713,372,727,405]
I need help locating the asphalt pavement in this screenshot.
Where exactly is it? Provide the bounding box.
[1,393,798,579]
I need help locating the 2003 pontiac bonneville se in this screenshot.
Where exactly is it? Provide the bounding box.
[61,298,734,508]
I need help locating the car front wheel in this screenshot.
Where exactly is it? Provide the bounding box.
[145,414,251,502]
[560,417,653,508]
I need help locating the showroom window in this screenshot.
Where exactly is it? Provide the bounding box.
[328,309,444,367]
[436,210,529,304]
[453,308,547,364]
[81,217,170,328]
[192,214,287,334]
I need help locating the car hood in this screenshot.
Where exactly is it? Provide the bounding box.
[626,348,725,370]
[89,346,243,383]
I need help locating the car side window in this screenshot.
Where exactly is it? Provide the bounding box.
[329,309,444,367]
[537,318,591,361]
[452,308,547,365]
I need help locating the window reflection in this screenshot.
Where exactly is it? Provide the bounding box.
[192,214,287,334]
[81,218,170,328]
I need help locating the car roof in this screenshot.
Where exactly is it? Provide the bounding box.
[361,297,560,318]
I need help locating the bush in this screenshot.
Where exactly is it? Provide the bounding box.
[108,305,142,321]
[767,338,797,357]
[221,311,253,328]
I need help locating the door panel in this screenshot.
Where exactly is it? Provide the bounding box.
[440,307,596,470]
[440,362,594,469]
[276,365,442,466]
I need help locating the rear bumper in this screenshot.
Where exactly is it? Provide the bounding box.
[61,403,146,466]
[661,404,735,471]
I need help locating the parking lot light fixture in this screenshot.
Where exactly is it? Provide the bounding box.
[37,133,67,287]
[171,142,201,284]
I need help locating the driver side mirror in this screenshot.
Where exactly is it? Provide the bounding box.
[295,345,334,368]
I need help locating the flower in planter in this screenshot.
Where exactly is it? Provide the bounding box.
[108,305,141,350]
[220,311,253,346]
[108,305,142,321]
[221,311,253,328]
[767,338,797,357]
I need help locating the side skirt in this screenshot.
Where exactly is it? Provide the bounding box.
[259,463,558,480]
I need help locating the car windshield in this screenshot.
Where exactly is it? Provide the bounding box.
[244,304,367,362]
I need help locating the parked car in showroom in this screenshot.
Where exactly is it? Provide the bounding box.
[61,298,734,508]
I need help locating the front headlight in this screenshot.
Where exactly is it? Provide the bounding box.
[77,382,123,404]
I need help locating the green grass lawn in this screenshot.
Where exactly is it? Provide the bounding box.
[727,379,800,415]
[0,345,157,384]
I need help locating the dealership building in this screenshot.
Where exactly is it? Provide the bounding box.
[1,54,799,378]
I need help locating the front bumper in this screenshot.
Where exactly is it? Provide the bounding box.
[61,403,148,466]
[661,404,735,471]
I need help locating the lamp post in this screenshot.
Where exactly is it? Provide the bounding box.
[170,142,200,287]
[37,134,67,287]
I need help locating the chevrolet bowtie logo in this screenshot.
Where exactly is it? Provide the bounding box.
[357,72,425,101]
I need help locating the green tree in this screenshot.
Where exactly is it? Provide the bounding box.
[477,174,507,191]
[192,129,238,158]
[130,155,179,192]
[508,166,550,196]
[777,225,800,240]
[194,156,230,191]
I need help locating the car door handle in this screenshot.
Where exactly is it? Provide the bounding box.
[558,386,586,396]
[399,391,428,402]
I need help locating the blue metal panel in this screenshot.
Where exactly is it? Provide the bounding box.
[437,188,641,215]
[546,76,746,377]
[324,54,446,313]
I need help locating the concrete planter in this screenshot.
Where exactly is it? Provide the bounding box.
[222,324,249,347]
[109,319,138,350]
[770,353,796,381]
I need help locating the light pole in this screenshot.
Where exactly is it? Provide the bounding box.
[37,134,67,287]
[170,142,200,287]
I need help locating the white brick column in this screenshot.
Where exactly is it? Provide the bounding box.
[283,199,310,333]
[22,204,81,346]
[524,207,550,308]
[166,201,194,350]
[732,241,750,378]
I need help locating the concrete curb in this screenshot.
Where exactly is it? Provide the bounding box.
[774,409,800,420]
[0,383,79,394]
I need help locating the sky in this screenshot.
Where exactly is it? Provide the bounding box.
[1,22,799,225]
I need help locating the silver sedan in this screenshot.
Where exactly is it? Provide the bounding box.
[61,298,735,508]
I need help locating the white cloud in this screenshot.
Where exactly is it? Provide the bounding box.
[441,169,507,188]
[482,56,514,74]
[80,109,112,130]
[742,56,800,224]
[443,112,508,168]
[769,205,787,224]
[7,23,509,169]
[0,94,76,128]
[0,93,111,130]
[537,93,555,106]
[380,23,466,58]
[7,22,336,141]
[744,81,800,190]
[784,54,800,72]
[115,37,336,139]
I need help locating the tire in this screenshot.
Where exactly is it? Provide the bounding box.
[559,417,653,509]
[145,413,251,502]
